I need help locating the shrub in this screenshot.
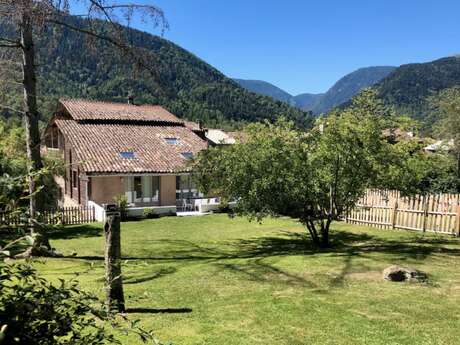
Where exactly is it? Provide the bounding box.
[0,263,117,345]
[113,194,128,221]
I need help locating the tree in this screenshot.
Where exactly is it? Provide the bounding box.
[195,91,388,247]
[0,0,166,245]
[429,87,460,187]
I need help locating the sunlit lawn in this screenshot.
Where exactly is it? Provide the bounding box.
[34,214,460,345]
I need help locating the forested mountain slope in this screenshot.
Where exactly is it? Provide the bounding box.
[375,56,460,124]
[0,16,312,129]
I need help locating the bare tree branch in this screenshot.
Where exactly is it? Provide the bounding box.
[0,43,20,48]
[0,104,25,114]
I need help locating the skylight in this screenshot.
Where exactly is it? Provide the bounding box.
[165,137,179,145]
[181,152,193,160]
[120,151,136,159]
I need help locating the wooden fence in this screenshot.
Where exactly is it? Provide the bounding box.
[0,205,96,227]
[346,190,460,235]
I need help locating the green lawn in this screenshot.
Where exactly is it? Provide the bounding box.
[35,214,460,345]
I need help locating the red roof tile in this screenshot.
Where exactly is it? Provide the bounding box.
[55,119,207,174]
[60,99,183,124]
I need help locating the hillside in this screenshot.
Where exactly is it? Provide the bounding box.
[312,66,396,114]
[233,79,295,105]
[375,56,460,124]
[0,17,312,129]
[235,67,396,115]
[293,93,324,111]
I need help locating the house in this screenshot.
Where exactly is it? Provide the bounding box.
[43,99,216,217]
[423,139,455,153]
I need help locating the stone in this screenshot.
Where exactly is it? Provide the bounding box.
[382,265,427,282]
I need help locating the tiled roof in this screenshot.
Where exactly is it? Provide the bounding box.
[184,120,201,131]
[55,119,207,174]
[60,99,183,124]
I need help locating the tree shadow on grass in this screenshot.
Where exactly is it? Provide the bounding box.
[49,224,102,240]
[125,307,192,314]
[60,224,460,289]
[64,227,460,264]
[124,267,177,285]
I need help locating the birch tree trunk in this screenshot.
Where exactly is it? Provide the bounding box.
[20,7,45,222]
[104,214,125,313]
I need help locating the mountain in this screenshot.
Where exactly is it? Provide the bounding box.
[375,56,460,124]
[293,93,324,111]
[233,79,295,105]
[0,17,312,129]
[312,66,397,114]
[235,67,396,115]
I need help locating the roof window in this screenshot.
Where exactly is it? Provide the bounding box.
[120,151,136,159]
[165,137,179,145]
[181,152,193,160]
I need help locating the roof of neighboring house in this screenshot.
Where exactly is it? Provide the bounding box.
[381,128,416,142]
[226,131,247,143]
[59,98,183,124]
[424,139,455,152]
[55,119,207,174]
[205,129,236,145]
[184,120,202,131]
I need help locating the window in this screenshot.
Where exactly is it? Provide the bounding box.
[176,175,201,201]
[134,176,142,200]
[46,126,60,149]
[120,151,136,159]
[181,152,193,160]
[72,170,78,188]
[124,176,160,204]
[164,137,179,145]
[152,176,160,202]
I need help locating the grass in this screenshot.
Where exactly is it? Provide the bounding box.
[34,214,460,345]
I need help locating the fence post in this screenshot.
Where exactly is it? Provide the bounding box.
[391,201,398,229]
[456,205,460,237]
[422,200,429,233]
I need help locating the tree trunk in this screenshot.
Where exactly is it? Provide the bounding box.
[20,6,49,248]
[104,214,125,313]
[320,217,332,248]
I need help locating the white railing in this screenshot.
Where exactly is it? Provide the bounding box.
[88,200,106,222]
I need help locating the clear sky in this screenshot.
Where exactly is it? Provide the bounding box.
[75,0,460,95]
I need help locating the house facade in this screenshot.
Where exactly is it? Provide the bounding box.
[43,99,212,215]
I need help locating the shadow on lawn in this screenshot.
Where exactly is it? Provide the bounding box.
[65,228,460,263]
[60,224,460,288]
[126,307,192,314]
[124,267,177,285]
[49,224,102,240]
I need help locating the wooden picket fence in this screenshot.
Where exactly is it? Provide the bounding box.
[346,190,460,235]
[0,205,96,227]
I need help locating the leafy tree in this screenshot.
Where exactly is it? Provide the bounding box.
[0,119,60,211]
[377,139,458,195]
[195,91,388,247]
[429,87,460,186]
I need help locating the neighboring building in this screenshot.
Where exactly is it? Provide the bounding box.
[204,129,236,146]
[424,139,455,153]
[42,99,211,216]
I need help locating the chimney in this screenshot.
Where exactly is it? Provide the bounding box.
[127,95,134,105]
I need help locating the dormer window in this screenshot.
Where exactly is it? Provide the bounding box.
[120,151,136,159]
[165,137,179,145]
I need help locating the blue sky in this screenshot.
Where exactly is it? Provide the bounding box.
[74,0,460,95]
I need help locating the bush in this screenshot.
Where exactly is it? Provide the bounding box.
[113,194,128,221]
[0,263,116,345]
